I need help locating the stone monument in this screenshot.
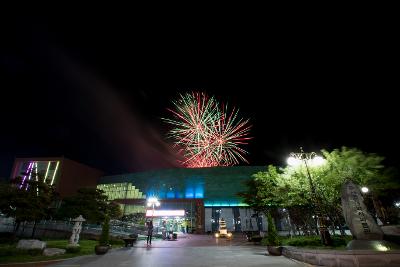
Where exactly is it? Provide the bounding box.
[67,215,85,248]
[341,180,397,250]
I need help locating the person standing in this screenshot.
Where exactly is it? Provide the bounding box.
[161,220,167,240]
[146,220,154,245]
[181,220,186,234]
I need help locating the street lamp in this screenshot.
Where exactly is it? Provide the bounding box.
[361,187,369,194]
[147,197,160,218]
[287,147,332,246]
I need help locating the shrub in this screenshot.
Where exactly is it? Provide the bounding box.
[331,236,349,247]
[66,245,81,253]
[282,235,351,248]
[266,213,281,246]
[109,238,124,246]
[283,236,321,247]
[98,215,110,246]
[261,237,269,246]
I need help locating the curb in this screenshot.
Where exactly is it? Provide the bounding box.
[0,257,72,267]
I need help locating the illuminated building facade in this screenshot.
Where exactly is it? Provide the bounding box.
[11,157,103,198]
[97,166,268,233]
[10,157,271,233]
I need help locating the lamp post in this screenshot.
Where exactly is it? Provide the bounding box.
[147,197,160,218]
[287,147,332,246]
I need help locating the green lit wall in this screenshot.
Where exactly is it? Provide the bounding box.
[97,182,146,200]
[119,204,146,214]
[98,166,266,206]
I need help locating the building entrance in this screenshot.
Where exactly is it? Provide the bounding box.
[145,209,191,234]
[159,217,189,233]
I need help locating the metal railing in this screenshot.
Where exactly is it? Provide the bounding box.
[0,216,149,238]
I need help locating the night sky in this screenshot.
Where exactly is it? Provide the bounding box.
[1,15,398,178]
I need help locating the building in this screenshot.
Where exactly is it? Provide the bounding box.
[97,166,268,234]
[10,157,271,234]
[11,157,103,198]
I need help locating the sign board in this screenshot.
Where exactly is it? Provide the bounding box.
[146,210,185,217]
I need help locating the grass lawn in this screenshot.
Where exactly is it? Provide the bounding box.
[0,239,124,264]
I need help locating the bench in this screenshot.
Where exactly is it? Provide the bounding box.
[246,234,262,243]
[122,238,136,247]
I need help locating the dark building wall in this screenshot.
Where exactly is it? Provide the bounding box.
[10,157,103,198]
[57,158,104,198]
[10,157,62,180]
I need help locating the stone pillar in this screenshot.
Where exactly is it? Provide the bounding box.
[341,181,383,240]
[340,181,397,250]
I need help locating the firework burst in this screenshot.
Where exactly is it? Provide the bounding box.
[163,92,252,167]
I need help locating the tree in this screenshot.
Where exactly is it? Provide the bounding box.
[121,213,146,225]
[266,212,281,246]
[238,165,283,233]
[0,173,57,237]
[107,201,123,220]
[240,147,399,243]
[318,147,399,226]
[56,188,122,224]
[98,215,110,246]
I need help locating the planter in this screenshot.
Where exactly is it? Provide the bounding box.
[95,245,109,255]
[267,245,282,256]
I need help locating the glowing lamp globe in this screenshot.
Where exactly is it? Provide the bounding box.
[287,156,301,167]
[361,187,369,193]
[310,156,326,167]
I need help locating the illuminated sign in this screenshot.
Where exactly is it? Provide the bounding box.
[204,201,249,207]
[145,210,185,217]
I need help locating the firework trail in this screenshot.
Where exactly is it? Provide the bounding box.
[163,92,252,167]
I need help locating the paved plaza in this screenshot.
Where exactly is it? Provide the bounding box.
[50,234,305,267]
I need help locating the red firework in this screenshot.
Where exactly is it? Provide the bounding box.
[163,92,252,167]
